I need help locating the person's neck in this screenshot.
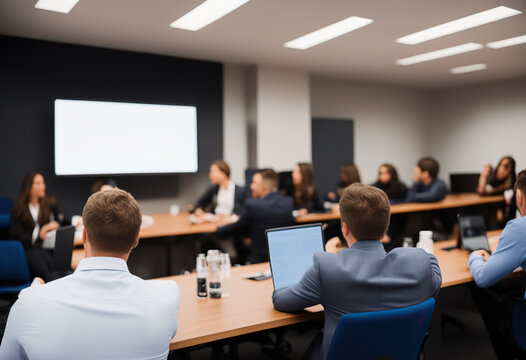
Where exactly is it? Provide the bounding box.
[421,177,433,187]
[29,196,39,206]
[84,247,129,261]
[219,179,230,190]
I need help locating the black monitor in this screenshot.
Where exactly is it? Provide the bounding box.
[450,173,480,193]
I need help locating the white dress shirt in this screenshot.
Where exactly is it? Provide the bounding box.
[214,181,236,215]
[0,257,179,360]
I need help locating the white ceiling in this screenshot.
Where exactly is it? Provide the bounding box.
[1,0,525,88]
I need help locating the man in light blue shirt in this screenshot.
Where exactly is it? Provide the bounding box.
[468,169,526,359]
[0,189,180,360]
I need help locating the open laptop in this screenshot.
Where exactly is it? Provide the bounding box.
[53,225,75,271]
[266,223,325,291]
[450,173,480,193]
[458,215,492,254]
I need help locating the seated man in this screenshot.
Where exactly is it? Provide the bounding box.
[216,168,294,263]
[272,184,442,360]
[469,169,526,359]
[0,189,179,360]
[406,156,448,203]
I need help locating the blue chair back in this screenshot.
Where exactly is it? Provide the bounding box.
[327,298,436,360]
[513,298,526,351]
[0,197,13,228]
[0,241,31,294]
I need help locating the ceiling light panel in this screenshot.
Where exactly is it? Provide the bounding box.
[396,43,483,65]
[34,0,79,14]
[284,16,373,50]
[450,64,487,74]
[487,34,526,49]
[170,0,250,31]
[396,6,522,45]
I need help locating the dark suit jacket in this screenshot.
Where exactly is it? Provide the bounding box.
[10,201,63,249]
[194,184,248,215]
[273,241,442,360]
[216,192,295,263]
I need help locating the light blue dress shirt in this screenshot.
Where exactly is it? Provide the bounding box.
[469,216,526,292]
[0,257,179,360]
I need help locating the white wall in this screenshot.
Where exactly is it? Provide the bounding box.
[256,66,311,171]
[310,77,429,185]
[427,77,526,184]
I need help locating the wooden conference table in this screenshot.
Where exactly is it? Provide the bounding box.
[164,230,505,351]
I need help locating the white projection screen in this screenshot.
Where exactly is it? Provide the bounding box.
[54,99,198,176]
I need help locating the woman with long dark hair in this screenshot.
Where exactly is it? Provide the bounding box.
[327,164,361,203]
[477,156,516,196]
[291,163,323,214]
[10,173,66,281]
[372,163,407,203]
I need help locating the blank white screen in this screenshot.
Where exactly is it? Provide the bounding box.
[268,225,324,290]
[54,99,198,175]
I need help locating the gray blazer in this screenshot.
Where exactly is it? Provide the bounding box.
[272,240,442,360]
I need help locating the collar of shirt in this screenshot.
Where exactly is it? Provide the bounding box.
[28,202,39,223]
[348,240,386,253]
[75,256,130,273]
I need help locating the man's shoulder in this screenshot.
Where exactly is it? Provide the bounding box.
[502,216,526,239]
[386,247,433,268]
[143,279,180,298]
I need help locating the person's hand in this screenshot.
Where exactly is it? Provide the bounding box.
[39,221,60,240]
[194,208,205,217]
[331,204,340,214]
[481,163,492,178]
[381,234,391,244]
[32,277,45,285]
[472,249,490,261]
[325,237,342,254]
[297,208,308,216]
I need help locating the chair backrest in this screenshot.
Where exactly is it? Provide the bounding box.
[513,298,526,351]
[0,197,13,214]
[327,298,436,360]
[0,241,31,284]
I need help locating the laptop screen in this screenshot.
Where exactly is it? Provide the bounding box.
[459,215,492,253]
[267,224,325,291]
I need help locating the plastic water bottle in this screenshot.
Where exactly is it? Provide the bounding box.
[206,250,222,298]
[417,230,434,254]
[196,254,207,300]
[402,237,414,247]
[220,253,231,297]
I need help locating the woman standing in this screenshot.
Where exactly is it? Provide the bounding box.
[10,173,66,281]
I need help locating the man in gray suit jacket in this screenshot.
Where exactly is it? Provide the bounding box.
[272,183,442,360]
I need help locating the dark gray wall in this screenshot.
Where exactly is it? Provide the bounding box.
[312,118,354,199]
[0,35,223,217]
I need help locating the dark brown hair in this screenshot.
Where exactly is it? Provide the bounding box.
[82,189,142,254]
[380,163,402,192]
[12,172,54,225]
[490,156,516,187]
[341,164,361,186]
[294,163,316,207]
[515,169,526,195]
[417,157,440,179]
[339,183,390,241]
[212,160,231,178]
[258,168,279,191]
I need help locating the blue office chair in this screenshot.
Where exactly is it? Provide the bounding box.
[327,298,436,360]
[0,197,13,228]
[0,241,31,295]
[512,298,526,351]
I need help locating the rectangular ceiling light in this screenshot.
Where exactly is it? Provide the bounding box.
[35,0,79,14]
[450,63,487,74]
[396,6,522,45]
[396,42,483,65]
[284,16,373,50]
[487,34,526,49]
[170,0,250,31]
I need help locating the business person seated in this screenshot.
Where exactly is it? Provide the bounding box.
[193,159,247,220]
[469,169,526,360]
[272,184,441,360]
[0,189,180,360]
[216,169,294,263]
[9,173,69,282]
[477,155,517,227]
[406,157,447,203]
[290,162,323,215]
[372,163,407,203]
[326,163,361,203]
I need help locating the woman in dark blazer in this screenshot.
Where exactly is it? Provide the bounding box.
[194,160,247,217]
[371,163,407,203]
[10,172,66,282]
[290,162,323,215]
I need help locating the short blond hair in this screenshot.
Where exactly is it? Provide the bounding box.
[82,189,142,254]
[339,183,390,241]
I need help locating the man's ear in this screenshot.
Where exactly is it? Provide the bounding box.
[517,189,524,211]
[82,227,87,245]
[132,237,140,249]
[341,221,350,236]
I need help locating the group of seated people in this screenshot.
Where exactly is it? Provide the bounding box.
[0,154,522,359]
